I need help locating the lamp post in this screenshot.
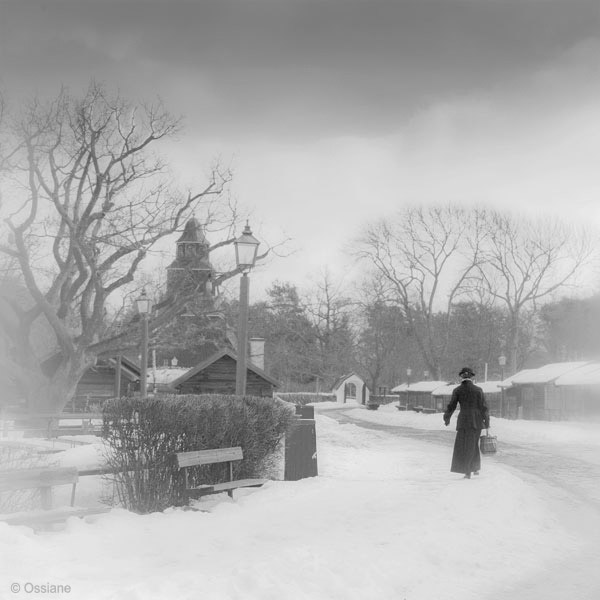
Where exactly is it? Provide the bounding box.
[136,289,153,400]
[498,354,507,418]
[234,222,260,396]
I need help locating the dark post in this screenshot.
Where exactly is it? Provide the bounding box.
[236,272,249,396]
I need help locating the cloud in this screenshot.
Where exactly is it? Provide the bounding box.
[2,0,600,139]
[1,0,599,294]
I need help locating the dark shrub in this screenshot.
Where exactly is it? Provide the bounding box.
[102,394,294,513]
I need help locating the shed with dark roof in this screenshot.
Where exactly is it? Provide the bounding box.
[170,349,279,397]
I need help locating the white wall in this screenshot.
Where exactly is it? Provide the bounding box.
[334,375,370,404]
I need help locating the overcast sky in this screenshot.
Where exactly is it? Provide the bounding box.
[1,0,599,295]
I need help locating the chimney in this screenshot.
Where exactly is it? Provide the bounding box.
[249,338,265,370]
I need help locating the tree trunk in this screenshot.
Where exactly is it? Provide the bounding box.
[25,355,91,414]
[507,312,520,376]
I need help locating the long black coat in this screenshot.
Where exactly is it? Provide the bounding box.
[445,379,490,431]
[444,380,490,475]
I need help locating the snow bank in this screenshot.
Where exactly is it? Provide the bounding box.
[342,404,600,449]
[0,414,579,600]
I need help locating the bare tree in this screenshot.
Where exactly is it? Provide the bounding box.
[357,205,485,379]
[0,83,267,412]
[476,210,597,374]
[353,274,411,393]
[302,269,356,389]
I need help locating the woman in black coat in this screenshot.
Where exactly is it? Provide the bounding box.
[443,367,490,479]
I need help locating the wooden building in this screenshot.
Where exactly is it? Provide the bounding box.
[170,349,279,398]
[432,381,503,416]
[553,363,600,420]
[41,354,140,411]
[391,380,450,412]
[70,356,140,409]
[500,362,589,420]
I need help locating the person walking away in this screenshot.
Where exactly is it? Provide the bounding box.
[443,367,490,479]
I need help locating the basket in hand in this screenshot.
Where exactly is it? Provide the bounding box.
[480,430,497,454]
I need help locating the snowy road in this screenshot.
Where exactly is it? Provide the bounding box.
[324,406,600,600]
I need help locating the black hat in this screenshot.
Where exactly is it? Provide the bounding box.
[459,367,475,378]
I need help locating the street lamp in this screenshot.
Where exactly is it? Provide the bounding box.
[136,289,153,400]
[234,222,260,396]
[498,354,507,379]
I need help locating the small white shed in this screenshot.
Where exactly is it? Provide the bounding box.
[332,373,370,405]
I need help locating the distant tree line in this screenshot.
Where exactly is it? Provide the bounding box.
[227,283,600,394]
[222,205,599,393]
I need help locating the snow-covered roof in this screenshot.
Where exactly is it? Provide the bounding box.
[554,363,600,386]
[390,383,408,393]
[476,381,504,394]
[431,380,503,396]
[392,380,450,393]
[501,362,590,386]
[150,367,190,384]
[499,369,536,387]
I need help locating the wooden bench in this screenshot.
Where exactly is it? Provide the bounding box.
[175,447,268,502]
[0,466,109,527]
[1,412,102,440]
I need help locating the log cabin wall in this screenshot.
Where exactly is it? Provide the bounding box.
[176,354,275,398]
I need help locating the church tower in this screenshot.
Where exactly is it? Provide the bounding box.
[156,217,232,369]
[166,217,214,298]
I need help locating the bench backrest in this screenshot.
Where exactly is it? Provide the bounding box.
[176,447,243,469]
[0,466,79,493]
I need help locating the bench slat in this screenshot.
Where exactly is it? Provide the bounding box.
[0,467,79,492]
[0,506,110,526]
[187,478,267,497]
[176,446,243,468]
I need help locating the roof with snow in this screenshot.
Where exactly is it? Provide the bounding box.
[501,362,590,387]
[392,380,450,393]
[149,367,191,385]
[554,362,600,386]
[431,380,503,396]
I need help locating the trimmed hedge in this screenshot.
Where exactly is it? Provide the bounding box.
[102,394,294,513]
[275,392,336,406]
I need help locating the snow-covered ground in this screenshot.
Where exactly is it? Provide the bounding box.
[0,408,597,600]
[333,401,600,447]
